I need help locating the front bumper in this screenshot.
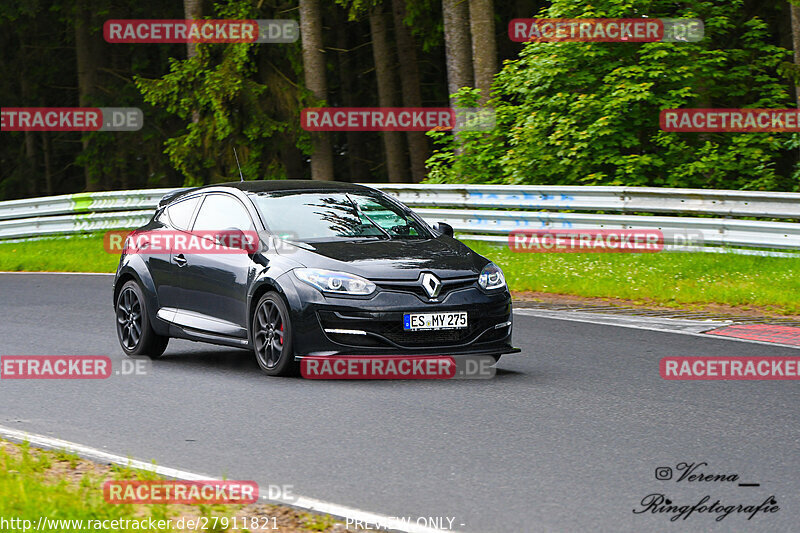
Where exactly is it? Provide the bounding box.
[279,272,519,358]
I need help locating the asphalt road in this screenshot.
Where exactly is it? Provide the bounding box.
[1,273,799,533]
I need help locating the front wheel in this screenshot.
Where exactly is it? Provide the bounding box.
[252,293,297,376]
[115,280,168,358]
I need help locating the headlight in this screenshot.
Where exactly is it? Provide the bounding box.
[294,268,376,296]
[479,263,506,290]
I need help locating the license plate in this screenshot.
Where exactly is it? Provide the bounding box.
[403,311,468,331]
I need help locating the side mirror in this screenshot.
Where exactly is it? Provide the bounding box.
[433,222,454,237]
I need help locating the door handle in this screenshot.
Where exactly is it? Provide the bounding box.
[174,253,187,267]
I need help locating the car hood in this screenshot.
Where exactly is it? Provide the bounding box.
[275,237,486,280]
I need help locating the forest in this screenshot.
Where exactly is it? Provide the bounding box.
[0,0,798,200]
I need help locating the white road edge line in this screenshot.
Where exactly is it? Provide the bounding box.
[0,425,458,533]
[514,309,800,351]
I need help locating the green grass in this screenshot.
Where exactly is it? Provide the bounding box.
[301,512,338,531]
[0,233,119,273]
[2,233,800,314]
[0,441,170,532]
[0,439,347,533]
[466,240,800,314]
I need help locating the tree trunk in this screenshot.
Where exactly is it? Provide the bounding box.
[23,131,36,196]
[791,2,800,107]
[183,0,202,58]
[299,0,335,180]
[20,74,37,196]
[336,16,370,181]
[442,0,473,103]
[184,0,202,126]
[392,0,429,182]
[74,0,97,191]
[469,0,496,105]
[369,3,409,183]
[41,132,53,195]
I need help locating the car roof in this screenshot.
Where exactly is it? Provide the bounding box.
[221,180,374,194]
[159,180,377,207]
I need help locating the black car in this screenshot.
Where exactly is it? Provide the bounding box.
[113,180,519,376]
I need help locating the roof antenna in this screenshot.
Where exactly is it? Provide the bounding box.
[233,147,244,182]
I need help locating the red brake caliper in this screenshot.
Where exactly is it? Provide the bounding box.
[279,323,283,344]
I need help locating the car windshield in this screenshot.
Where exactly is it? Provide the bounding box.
[249,191,432,241]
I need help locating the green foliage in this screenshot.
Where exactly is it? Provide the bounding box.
[427,0,798,191]
[402,0,443,52]
[2,0,799,196]
[337,0,442,53]
[136,0,309,186]
[335,0,375,21]
[426,87,508,184]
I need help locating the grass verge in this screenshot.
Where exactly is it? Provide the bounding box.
[0,234,119,273]
[467,241,800,315]
[2,233,800,315]
[0,439,360,532]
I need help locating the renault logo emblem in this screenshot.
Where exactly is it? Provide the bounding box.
[421,273,442,298]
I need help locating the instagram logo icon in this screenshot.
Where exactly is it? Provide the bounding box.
[655,467,673,480]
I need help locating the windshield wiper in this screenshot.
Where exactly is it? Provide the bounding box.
[345,194,392,240]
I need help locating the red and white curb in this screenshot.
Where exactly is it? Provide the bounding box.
[514,308,800,351]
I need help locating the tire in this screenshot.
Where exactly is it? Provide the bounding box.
[115,280,169,358]
[252,292,297,376]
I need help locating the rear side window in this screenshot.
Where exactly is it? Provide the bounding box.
[192,194,253,232]
[166,196,201,231]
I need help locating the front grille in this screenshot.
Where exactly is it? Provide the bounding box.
[319,303,510,349]
[375,276,477,301]
[381,326,470,346]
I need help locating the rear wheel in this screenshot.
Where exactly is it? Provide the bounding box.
[252,292,297,376]
[115,280,168,358]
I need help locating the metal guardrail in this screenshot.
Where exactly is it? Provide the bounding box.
[0,211,154,240]
[0,189,178,222]
[377,184,800,219]
[415,208,800,250]
[0,184,799,253]
[0,189,179,240]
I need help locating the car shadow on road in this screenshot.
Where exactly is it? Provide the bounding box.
[147,336,528,373]
[147,344,530,383]
[150,345,265,374]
